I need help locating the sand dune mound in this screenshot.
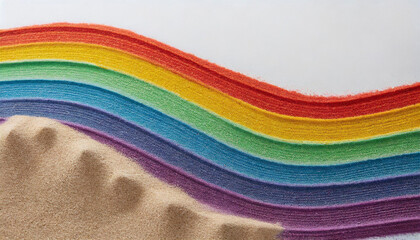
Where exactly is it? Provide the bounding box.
[0,115,281,240]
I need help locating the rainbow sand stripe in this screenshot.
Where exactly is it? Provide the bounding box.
[0,23,419,239]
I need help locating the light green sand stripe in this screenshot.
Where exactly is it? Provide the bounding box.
[0,60,418,164]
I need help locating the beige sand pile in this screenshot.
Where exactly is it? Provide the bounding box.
[0,116,281,240]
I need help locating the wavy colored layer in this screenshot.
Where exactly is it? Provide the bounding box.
[1,43,419,142]
[1,61,418,165]
[1,117,418,240]
[1,98,419,206]
[59,124,420,239]
[1,23,419,119]
[65,122,420,237]
[281,218,420,240]
[2,79,419,185]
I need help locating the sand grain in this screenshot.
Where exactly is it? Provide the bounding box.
[0,115,281,240]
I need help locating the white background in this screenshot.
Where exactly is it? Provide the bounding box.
[0,1,419,239]
[1,0,419,96]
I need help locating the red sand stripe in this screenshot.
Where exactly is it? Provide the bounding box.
[0,23,419,118]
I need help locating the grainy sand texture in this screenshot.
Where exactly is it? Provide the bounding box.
[0,115,281,240]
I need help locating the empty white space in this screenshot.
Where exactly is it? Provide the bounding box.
[1,0,419,96]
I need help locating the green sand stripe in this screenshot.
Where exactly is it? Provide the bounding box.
[0,60,418,165]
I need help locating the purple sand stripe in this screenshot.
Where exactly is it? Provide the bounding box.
[281,218,420,240]
[1,118,417,232]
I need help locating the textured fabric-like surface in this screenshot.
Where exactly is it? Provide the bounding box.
[0,61,417,165]
[0,43,419,142]
[0,80,419,186]
[0,23,419,240]
[1,23,419,118]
